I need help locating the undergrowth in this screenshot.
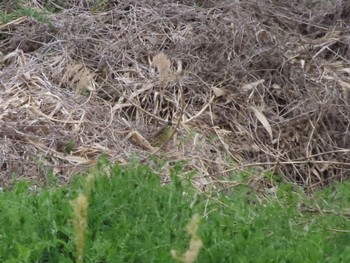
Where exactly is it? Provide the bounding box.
[0,3,50,24]
[0,159,350,262]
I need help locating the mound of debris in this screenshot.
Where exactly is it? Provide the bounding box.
[0,0,349,188]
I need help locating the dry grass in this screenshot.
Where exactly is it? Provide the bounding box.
[0,0,349,189]
[171,214,202,263]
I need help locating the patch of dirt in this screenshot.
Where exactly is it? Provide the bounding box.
[0,0,349,189]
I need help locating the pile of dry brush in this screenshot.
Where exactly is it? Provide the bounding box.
[0,0,349,189]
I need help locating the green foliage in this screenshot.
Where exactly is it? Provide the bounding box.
[0,0,53,24]
[0,7,49,24]
[0,161,350,262]
[0,181,75,262]
[64,140,75,155]
[91,0,109,13]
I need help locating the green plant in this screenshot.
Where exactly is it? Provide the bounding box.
[0,0,53,24]
[0,161,350,262]
[91,0,109,13]
[64,140,75,154]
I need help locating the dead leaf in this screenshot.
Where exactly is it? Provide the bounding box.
[242,79,265,91]
[338,80,350,97]
[211,86,227,97]
[272,84,282,90]
[64,155,93,165]
[128,130,155,150]
[23,72,31,81]
[152,52,172,80]
[62,63,95,93]
[251,106,273,141]
[76,70,95,93]
[177,59,183,74]
[338,80,350,90]
[339,68,350,74]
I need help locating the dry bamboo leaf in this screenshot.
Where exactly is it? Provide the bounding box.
[242,79,265,91]
[17,50,26,67]
[272,84,282,90]
[62,63,83,82]
[0,16,27,30]
[338,80,350,90]
[29,106,83,124]
[62,63,96,93]
[339,68,350,74]
[251,106,273,141]
[128,130,155,151]
[64,155,93,165]
[211,86,227,97]
[129,82,154,99]
[338,80,350,97]
[177,59,183,74]
[309,30,341,45]
[112,103,133,111]
[152,52,172,80]
[28,139,46,148]
[23,72,31,81]
[49,55,65,68]
[30,139,96,165]
[1,50,23,65]
[76,70,95,93]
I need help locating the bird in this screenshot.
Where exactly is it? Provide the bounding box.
[148,121,175,147]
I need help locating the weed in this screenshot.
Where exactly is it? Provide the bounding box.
[0,161,350,262]
[0,1,51,24]
[64,140,76,155]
